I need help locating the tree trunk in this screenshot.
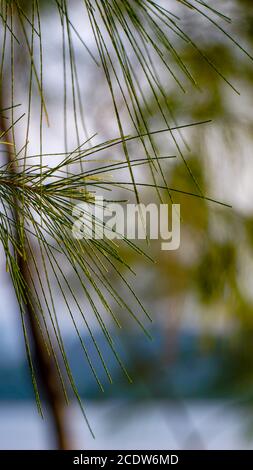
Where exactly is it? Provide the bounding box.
[0,98,71,450]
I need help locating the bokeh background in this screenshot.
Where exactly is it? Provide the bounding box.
[1,0,253,449]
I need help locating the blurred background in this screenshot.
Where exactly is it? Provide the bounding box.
[1,0,253,449]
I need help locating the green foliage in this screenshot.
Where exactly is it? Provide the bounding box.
[1,0,253,428]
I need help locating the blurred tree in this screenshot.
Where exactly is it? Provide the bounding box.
[117,0,253,401]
